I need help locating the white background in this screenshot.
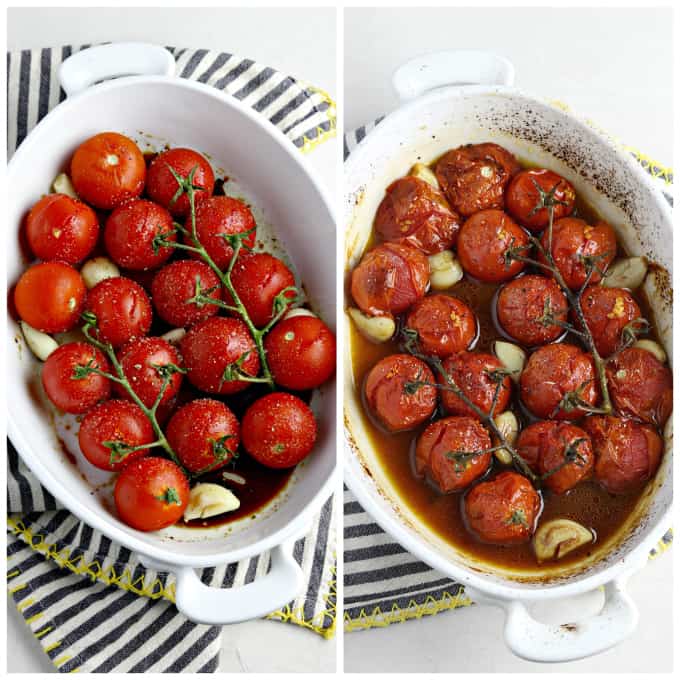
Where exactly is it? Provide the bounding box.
[6,6,337,674]
[344,5,673,674]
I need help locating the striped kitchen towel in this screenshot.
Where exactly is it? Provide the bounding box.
[6,45,336,673]
[343,119,672,632]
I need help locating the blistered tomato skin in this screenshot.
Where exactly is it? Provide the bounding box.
[583,415,663,494]
[364,354,437,432]
[404,294,476,358]
[606,348,673,427]
[457,210,529,283]
[415,416,492,493]
[350,242,429,317]
[464,471,541,545]
[374,176,461,254]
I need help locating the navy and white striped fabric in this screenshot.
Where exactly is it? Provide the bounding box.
[6,45,336,673]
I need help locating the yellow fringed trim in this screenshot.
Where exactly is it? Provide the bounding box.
[35,626,53,639]
[298,83,337,155]
[44,640,63,653]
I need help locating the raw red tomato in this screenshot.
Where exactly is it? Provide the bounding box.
[114,456,189,531]
[86,277,152,348]
[264,315,336,390]
[42,342,112,413]
[115,337,183,408]
[166,398,240,474]
[78,399,155,471]
[151,260,222,328]
[70,132,146,209]
[15,262,86,333]
[104,199,176,270]
[25,194,99,264]
[180,317,260,394]
[241,392,317,468]
[146,148,215,217]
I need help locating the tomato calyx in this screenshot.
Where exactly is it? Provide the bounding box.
[527,177,571,219]
[445,445,506,473]
[104,438,161,466]
[155,486,183,506]
[539,438,589,482]
[220,350,269,387]
[553,380,608,418]
[618,317,650,352]
[505,508,529,530]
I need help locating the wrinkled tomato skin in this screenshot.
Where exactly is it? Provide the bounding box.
[166,398,240,474]
[86,277,152,348]
[264,316,336,390]
[241,393,317,468]
[464,471,541,545]
[415,416,491,493]
[457,210,528,283]
[520,343,598,420]
[583,415,663,494]
[78,399,154,471]
[516,421,594,494]
[70,132,146,210]
[434,143,520,217]
[496,274,568,346]
[42,342,112,413]
[15,262,86,333]
[364,354,437,432]
[606,348,672,427]
[104,199,176,270]
[405,294,476,358]
[180,317,260,395]
[26,194,99,264]
[539,218,617,290]
[114,457,189,531]
[151,260,222,328]
[146,148,215,217]
[579,286,641,357]
[350,242,429,317]
[505,169,576,232]
[440,352,512,418]
[374,176,461,254]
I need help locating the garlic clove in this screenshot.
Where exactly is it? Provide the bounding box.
[183,483,240,521]
[602,256,648,290]
[348,307,395,343]
[20,321,59,361]
[51,173,79,199]
[493,411,518,465]
[161,328,187,345]
[80,256,120,289]
[533,518,594,562]
[428,250,464,290]
[283,308,317,320]
[409,162,440,189]
[633,339,667,363]
[492,340,527,382]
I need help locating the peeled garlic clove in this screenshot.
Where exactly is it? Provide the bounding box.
[283,308,316,320]
[184,483,240,521]
[348,307,395,343]
[533,519,594,562]
[161,328,187,345]
[602,256,648,290]
[51,172,79,199]
[409,162,440,189]
[20,321,59,361]
[493,411,518,465]
[492,341,527,382]
[80,256,120,289]
[428,250,464,290]
[633,339,667,363]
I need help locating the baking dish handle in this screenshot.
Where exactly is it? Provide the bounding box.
[59,42,175,97]
[392,49,514,103]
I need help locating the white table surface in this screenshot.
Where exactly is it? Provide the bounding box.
[6,6,337,674]
[344,5,673,674]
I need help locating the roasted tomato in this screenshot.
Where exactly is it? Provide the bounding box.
[350,242,429,317]
[180,317,260,394]
[70,132,146,209]
[363,354,437,432]
[606,347,672,427]
[78,399,155,471]
[457,210,528,283]
[505,169,576,232]
[374,176,461,254]
[15,262,86,333]
[104,199,176,270]
[583,415,663,494]
[516,421,594,494]
[415,416,491,493]
[114,457,189,531]
[434,143,520,216]
[579,286,641,357]
[496,274,568,346]
[520,343,598,420]
[166,398,240,474]
[539,217,617,290]
[86,277,152,348]
[42,342,111,413]
[151,260,222,328]
[463,471,541,545]
[25,194,99,264]
[440,352,512,418]
[404,294,476,358]
[146,148,215,217]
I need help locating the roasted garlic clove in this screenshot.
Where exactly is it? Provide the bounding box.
[493,411,518,465]
[409,162,440,189]
[20,321,59,361]
[633,339,667,364]
[492,340,527,382]
[602,256,648,290]
[428,250,464,290]
[348,307,396,343]
[184,483,240,521]
[533,518,594,562]
[80,256,120,289]
[51,173,79,199]
[283,308,317,320]
[161,328,187,345]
